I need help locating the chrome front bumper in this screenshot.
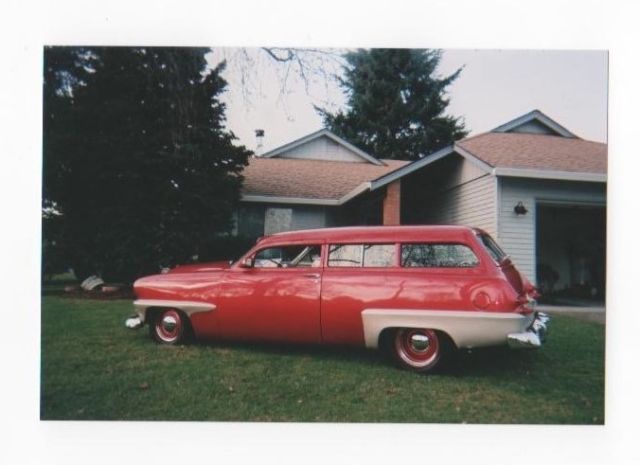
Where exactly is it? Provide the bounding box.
[125,315,143,329]
[507,312,550,349]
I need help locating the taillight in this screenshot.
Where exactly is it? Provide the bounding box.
[522,276,541,299]
[472,291,492,309]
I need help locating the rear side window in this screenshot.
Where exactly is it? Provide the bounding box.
[328,244,395,267]
[401,244,479,268]
[478,234,507,263]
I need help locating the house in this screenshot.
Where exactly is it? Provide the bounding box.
[235,129,410,236]
[235,110,607,300]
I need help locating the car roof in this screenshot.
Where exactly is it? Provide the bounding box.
[257,225,484,246]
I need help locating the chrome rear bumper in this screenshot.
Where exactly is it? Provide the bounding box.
[507,312,550,349]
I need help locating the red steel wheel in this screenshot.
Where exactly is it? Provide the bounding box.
[393,328,442,372]
[151,308,188,345]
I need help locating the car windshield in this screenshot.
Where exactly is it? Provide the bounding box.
[478,233,508,263]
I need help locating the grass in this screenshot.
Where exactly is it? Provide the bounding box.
[41,295,605,423]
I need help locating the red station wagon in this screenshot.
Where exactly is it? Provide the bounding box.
[128,226,549,373]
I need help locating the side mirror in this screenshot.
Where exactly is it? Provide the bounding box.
[239,257,253,268]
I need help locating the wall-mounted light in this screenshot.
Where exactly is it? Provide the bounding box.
[514,201,528,215]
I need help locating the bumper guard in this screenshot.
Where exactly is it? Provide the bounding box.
[507,312,550,349]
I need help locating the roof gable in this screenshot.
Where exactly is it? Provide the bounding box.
[370,111,607,188]
[491,109,577,138]
[260,129,385,165]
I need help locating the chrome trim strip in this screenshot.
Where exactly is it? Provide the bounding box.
[133,299,217,323]
[506,331,542,348]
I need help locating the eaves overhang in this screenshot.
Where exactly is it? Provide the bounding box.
[494,167,607,183]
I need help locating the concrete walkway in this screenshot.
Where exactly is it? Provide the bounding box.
[537,305,606,324]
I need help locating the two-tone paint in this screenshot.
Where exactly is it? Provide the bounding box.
[132,226,546,354]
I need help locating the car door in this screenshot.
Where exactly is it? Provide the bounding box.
[320,242,397,346]
[215,243,323,344]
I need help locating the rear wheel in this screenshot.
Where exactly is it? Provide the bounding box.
[150,308,191,345]
[391,328,446,373]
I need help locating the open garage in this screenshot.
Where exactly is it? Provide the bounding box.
[536,203,606,304]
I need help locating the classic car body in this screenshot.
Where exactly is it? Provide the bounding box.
[129,225,549,372]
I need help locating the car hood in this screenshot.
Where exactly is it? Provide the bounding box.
[167,260,232,274]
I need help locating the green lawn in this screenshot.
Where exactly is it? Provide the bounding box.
[40,296,605,423]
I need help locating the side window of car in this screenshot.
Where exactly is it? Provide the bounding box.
[328,244,395,267]
[401,244,479,268]
[254,245,321,268]
[363,244,395,267]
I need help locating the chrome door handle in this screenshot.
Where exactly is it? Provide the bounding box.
[303,273,320,279]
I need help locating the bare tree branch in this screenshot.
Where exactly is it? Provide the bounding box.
[208,47,347,118]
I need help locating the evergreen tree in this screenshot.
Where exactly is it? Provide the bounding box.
[43,47,250,282]
[318,49,467,160]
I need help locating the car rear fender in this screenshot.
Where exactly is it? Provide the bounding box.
[362,308,533,350]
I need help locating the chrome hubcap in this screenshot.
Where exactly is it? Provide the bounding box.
[409,333,430,352]
[161,315,178,332]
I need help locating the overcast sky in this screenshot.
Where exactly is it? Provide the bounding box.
[212,48,608,153]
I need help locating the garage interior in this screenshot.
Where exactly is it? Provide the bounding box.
[536,203,606,305]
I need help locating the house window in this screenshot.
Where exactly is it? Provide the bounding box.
[328,244,395,267]
[254,245,321,268]
[237,204,266,238]
[264,207,293,235]
[401,244,479,268]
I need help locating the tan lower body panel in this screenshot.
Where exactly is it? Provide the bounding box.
[361,309,534,349]
[133,299,216,323]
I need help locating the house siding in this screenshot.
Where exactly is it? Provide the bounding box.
[508,119,558,135]
[425,173,496,236]
[412,156,497,237]
[275,136,366,163]
[498,177,606,283]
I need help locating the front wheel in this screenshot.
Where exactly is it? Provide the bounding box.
[149,308,191,345]
[390,328,447,373]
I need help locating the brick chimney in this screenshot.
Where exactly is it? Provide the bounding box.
[255,129,265,156]
[382,180,401,225]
